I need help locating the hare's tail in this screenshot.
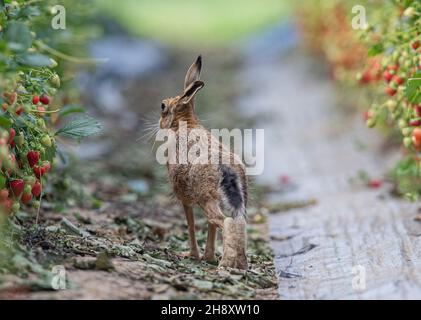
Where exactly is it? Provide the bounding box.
[219,164,248,269]
[219,164,247,220]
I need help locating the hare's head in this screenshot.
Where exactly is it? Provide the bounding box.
[160,55,204,129]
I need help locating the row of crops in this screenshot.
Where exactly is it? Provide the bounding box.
[0,0,100,216]
[296,0,420,199]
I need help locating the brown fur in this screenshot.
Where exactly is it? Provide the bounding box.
[159,56,248,269]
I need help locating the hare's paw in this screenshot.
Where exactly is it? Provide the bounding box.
[235,250,248,270]
[201,251,216,263]
[218,251,248,270]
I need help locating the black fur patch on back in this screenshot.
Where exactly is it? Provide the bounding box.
[219,165,243,211]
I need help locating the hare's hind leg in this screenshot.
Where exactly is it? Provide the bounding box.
[202,201,239,268]
[183,204,200,259]
[202,223,217,262]
[202,202,248,270]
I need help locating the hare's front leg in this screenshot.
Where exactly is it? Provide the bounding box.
[202,223,217,262]
[183,204,200,259]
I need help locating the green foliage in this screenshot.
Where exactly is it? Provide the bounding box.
[0,1,100,213]
[407,74,421,104]
[98,0,291,46]
[56,115,102,141]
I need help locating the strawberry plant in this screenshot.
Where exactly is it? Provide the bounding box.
[296,0,421,200]
[357,1,420,199]
[0,0,101,216]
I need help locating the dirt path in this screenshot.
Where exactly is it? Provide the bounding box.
[239,28,421,299]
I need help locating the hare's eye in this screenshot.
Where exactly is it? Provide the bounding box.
[161,103,166,112]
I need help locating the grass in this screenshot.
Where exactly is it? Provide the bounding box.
[97,0,291,46]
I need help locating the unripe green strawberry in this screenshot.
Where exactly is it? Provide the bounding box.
[24,175,36,186]
[402,127,412,136]
[15,132,24,147]
[36,118,46,128]
[3,155,14,170]
[12,201,20,213]
[366,118,376,128]
[404,60,412,69]
[386,100,397,111]
[403,7,415,18]
[392,51,399,62]
[41,135,52,147]
[24,184,31,194]
[404,137,412,148]
[398,119,407,129]
[50,74,61,88]
[32,200,40,209]
[49,59,58,68]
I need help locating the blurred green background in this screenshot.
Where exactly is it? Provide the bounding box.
[98,0,291,46]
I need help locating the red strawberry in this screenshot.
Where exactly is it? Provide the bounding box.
[363,110,373,121]
[383,70,393,83]
[413,128,421,147]
[3,92,17,105]
[32,95,40,104]
[43,161,51,172]
[31,181,41,198]
[392,75,404,85]
[27,150,40,168]
[40,95,50,105]
[21,193,32,204]
[387,64,399,72]
[409,119,421,127]
[412,40,420,51]
[279,175,290,184]
[415,105,421,117]
[368,179,382,189]
[385,87,397,96]
[8,128,15,145]
[33,166,46,179]
[10,179,24,197]
[0,189,9,200]
[360,71,372,84]
[0,198,13,215]
[15,105,24,116]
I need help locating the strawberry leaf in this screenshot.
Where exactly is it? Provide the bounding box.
[55,115,102,141]
[4,21,33,52]
[406,74,421,104]
[0,115,12,129]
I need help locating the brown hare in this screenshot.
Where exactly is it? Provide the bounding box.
[158,55,248,269]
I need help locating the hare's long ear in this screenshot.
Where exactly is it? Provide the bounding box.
[181,80,204,104]
[184,55,202,90]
